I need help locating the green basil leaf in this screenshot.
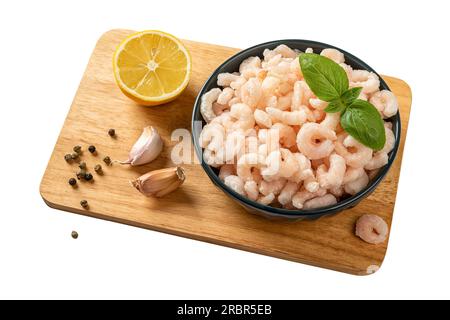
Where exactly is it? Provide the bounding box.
[325,99,346,113]
[341,87,362,105]
[324,87,362,113]
[340,99,386,150]
[299,53,349,102]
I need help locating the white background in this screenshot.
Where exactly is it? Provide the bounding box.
[0,0,449,299]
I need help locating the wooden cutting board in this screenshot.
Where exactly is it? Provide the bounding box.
[40,29,412,275]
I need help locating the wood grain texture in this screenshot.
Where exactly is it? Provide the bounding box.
[40,29,412,275]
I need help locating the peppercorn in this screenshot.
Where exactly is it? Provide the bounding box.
[103,156,111,165]
[73,145,82,154]
[64,154,73,162]
[78,162,86,170]
[76,169,86,180]
[71,231,78,239]
[68,178,77,186]
[108,128,115,137]
[71,152,79,160]
[88,145,96,153]
[80,200,88,208]
[84,173,93,181]
[94,164,102,173]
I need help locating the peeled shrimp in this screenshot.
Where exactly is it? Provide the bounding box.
[230,103,255,130]
[278,181,299,206]
[320,48,345,64]
[304,171,320,193]
[199,123,225,152]
[223,130,246,162]
[364,152,388,170]
[257,193,275,205]
[316,153,346,188]
[261,76,280,97]
[224,175,245,195]
[244,180,259,201]
[380,124,395,154]
[210,111,234,131]
[240,78,262,109]
[369,90,398,118]
[355,214,388,244]
[350,70,380,94]
[260,150,282,177]
[219,164,236,181]
[276,92,293,110]
[292,81,313,110]
[239,56,262,79]
[334,133,372,168]
[292,188,325,209]
[259,178,286,196]
[309,98,328,110]
[272,123,296,148]
[278,148,300,178]
[344,171,369,195]
[237,153,265,182]
[274,44,297,58]
[200,88,222,122]
[343,167,365,184]
[296,123,336,160]
[217,73,240,87]
[303,194,337,209]
[212,102,228,116]
[266,107,307,126]
[203,148,225,168]
[320,112,340,130]
[254,109,272,128]
[217,87,235,106]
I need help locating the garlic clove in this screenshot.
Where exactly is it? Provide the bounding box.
[131,167,185,197]
[122,126,163,166]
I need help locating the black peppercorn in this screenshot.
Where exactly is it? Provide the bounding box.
[84,173,93,181]
[88,145,96,153]
[94,164,102,173]
[103,156,111,165]
[108,128,115,137]
[68,178,77,186]
[64,154,73,162]
[76,169,86,180]
[71,152,79,160]
[73,145,82,154]
[78,162,86,170]
[80,200,88,208]
[71,231,78,239]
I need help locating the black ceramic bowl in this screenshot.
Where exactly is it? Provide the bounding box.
[192,40,401,220]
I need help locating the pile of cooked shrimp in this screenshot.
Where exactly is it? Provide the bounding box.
[199,44,397,210]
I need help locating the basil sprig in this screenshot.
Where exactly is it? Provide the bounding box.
[299,53,385,150]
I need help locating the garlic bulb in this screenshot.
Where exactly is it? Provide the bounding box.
[122,126,163,166]
[131,167,186,197]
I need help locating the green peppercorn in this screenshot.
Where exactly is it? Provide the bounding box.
[73,145,82,154]
[64,154,73,162]
[78,162,87,170]
[88,145,96,153]
[68,178,77,186]
[94,164,102,173]
[80,200,88,208]
[71,152,79,160]
[103,156,111,165]
[108,128,115,137]
[84,173,93,181]
[71,231,78,239]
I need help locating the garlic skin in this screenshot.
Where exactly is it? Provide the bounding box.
[122,126,163,166]
[132,167,186,197]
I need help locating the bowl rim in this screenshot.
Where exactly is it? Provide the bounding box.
[191,39,401,218]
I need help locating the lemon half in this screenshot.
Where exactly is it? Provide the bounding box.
[113,30,191,106]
